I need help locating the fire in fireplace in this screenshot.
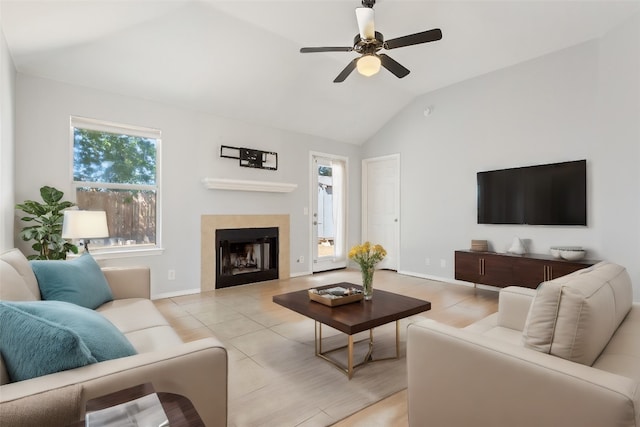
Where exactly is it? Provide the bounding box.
[215,227,279,288]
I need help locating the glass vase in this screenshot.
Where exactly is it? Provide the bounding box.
[361,265,374,300]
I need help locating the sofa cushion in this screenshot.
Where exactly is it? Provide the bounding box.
[30,253,113,309]
[124,325,184,353]
[522,262,633,365]
[0,301,136,382]
[0,248,41,300]
[97,299,172,333]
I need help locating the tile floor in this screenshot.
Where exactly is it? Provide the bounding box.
[153,268,499,426]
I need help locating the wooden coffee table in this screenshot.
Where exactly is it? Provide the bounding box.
[273,283,431,379]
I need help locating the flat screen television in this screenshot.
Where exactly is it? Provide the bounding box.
[477,160,587,226]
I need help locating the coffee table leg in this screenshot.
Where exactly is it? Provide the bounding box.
[395,320,400,358]
[315,321,322,355]
[347,335,354,379]
[314,321,400,379]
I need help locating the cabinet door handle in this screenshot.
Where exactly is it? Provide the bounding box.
[479,258,485,275]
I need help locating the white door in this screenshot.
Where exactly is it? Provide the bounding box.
[362,154,400,271]
[311,153,347,272]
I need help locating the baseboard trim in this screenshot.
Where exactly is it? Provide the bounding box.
[397,270,454,284]
[397,270,500,292]
[152,288,200,300]
[290,270,313,278]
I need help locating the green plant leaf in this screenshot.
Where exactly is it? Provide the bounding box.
[40,186,64,204]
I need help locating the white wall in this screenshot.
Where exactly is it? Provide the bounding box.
[14,75,361,297]
[362,13,640,299]
[596,12,640,299]
[0,19,16,251]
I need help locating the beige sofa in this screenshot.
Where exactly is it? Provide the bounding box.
[407,261,640,427]
[0,249,228,426]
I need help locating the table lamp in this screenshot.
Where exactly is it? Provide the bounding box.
[62,210,109,253]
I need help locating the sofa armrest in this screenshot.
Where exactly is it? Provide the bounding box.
[0,338,227,427]
[407,320,638,427]
[496,286,536,331]
[101,267,150,300]
[0,384,82,426]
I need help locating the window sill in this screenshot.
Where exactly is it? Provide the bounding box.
[68,247,164,260]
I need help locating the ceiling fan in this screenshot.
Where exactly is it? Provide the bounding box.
[300,0,442,83]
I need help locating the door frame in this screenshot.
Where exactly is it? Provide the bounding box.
[362,153,400,271]
[310,151,349,272]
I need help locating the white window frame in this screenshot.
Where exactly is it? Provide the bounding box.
[69,116,163,258]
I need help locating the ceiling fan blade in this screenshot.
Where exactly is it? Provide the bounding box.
[300,46,353,53]
[385,28,442,50]
[355,7,375,39]
[333,58,358,83]
[379,54,410,78]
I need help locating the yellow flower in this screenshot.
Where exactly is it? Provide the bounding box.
[348,242,386,271]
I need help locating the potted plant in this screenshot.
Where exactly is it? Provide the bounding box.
[15,186,78,260]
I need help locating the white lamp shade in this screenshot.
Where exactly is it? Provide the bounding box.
[62,210,109,239]
[357,55,381,77]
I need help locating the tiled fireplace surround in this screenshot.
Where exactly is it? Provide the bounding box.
[201,214,290,292]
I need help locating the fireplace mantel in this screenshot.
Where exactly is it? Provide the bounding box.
[202,178,297,193]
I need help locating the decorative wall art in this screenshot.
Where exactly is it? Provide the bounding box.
[220,145,278,170]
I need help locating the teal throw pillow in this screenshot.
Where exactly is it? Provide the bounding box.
[0,301,137,382]
[30,253,113,309]
[0,302,96,381]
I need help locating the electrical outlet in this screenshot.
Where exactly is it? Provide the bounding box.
[168,269,176,280]
[425,257,431,266]
[440,259,446,268]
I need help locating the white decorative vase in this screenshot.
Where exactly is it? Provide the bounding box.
[508,237,526,255]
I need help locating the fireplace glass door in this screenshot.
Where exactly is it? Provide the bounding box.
[216,227,278,288]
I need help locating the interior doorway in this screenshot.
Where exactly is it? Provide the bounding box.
[311,153,347,272]
[362,154,400,271]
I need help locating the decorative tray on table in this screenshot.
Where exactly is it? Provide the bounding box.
[308,286,363,307]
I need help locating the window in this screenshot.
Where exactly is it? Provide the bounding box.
[70,116,161,253]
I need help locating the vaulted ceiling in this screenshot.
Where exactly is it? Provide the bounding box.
[2,1,638,144]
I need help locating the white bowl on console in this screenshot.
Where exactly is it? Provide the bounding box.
[560,249,586,261]
[551,246,582,259]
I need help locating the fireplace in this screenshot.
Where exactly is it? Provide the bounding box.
[215,227,279,288]
[201,214,290,292]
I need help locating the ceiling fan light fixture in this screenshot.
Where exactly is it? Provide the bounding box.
[357,54,381,77]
